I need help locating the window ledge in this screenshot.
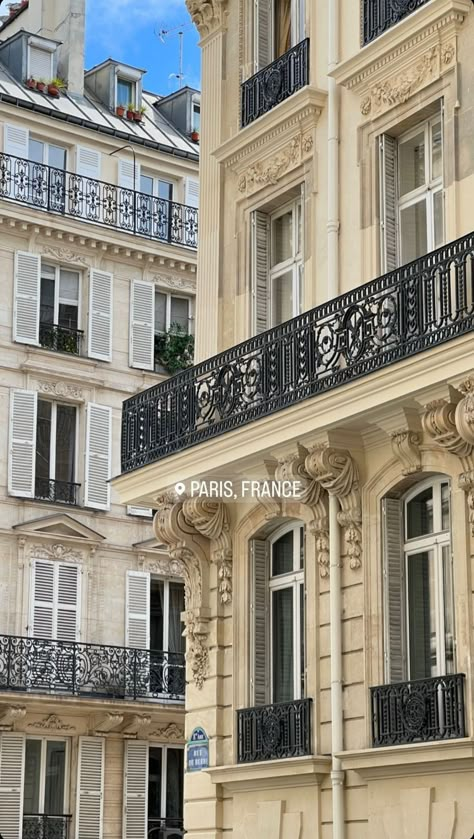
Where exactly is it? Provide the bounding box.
[207,755,331,791]
[336,738,474,780]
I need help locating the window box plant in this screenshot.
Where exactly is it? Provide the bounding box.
[191,130,199,142]
[48,77,66,97]
[36,79,46,93]
[126,103,136,120]
[116,104,125,117]
[154,325,194,375]
[26,77,36,89]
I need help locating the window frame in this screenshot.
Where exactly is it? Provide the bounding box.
[116,76,137,109]
[150,575,185,654]
[28,138,67,170]
[148,743,184,822]
[36,398,78,487]
[269,198,303,326]
[27,46,53,82]
[40,262,81,332]
[23,736,70,816]
[154,290,193,336]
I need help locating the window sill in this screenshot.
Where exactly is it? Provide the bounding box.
[207,755,331,792]
[336,738,474,780]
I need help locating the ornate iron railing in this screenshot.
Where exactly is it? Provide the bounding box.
[22,814,71,839]
[371,674,466,747]
[148,817,184,839]
[362,0,431,45]
[0,635,185,701]
[0,153,198,249]
[121,232,474,473]
[237,698,312,763]
[241,38,309,128]
[34,478,80,506]
[39,323,83,355]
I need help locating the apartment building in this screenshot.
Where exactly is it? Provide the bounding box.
[0,2,200,838]
[117,1,473,839]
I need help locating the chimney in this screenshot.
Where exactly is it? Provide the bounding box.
[39,0,85,95]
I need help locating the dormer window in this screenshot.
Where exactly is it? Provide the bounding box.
[117,77,135,109]
[29,45,53,80]
[192,103,200,133]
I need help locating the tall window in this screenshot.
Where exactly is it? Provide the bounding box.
[35,399,77,503]
[117,77,134,108]
[150,578,185,655]
[29,139,66,172]
[155,291,191,335]
[148,746,184,836]
[139,174,174,238]
[39,263,80,353]
[23,738,67,818]
[254,0,305,70]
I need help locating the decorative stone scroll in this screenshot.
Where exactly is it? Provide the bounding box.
[390,429,422,476]
[186,0,228,36]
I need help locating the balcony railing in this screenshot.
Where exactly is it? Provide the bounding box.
[39,323,83,355]
[237,698,312,763]
[22,814,71,839]
[0,635,185,701]
[34,478,80,506]
[121,232,474,473]
[148,818,184,839]
[0,153,198,249]
[371,674,466,747]
[362,0,432,45]
[241,38,309,128]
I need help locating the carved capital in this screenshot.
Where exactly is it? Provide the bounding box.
[390,429,422,475]
[186,0,227,36]
[422,400,473,460]
[455,376,474,446]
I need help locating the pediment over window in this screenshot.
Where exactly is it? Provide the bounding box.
[13,513,105,543]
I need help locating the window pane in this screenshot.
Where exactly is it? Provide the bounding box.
[23,740,41,814]
[271,211,293,266]
[272,530,294,576]
[272,270,294,325]
[117,78,132,106]
[406,486,433,539]
[442,545,454,674]
[400,200,427,262]
[155,292,167,333]
[441,483,450,531]
[55,404,76,484]
[299,526,304,569]
[274,0,291,56]
[166,748,184,820]
[431,121,442,181]
[299,582,305,697]
[170,297,189,332]
[407,551,437,679]
[169,582,185,654]
[158,180,173,202]
[58,303,78,331]
[192,104,200,132]
[272,587,294,702]
[44,740,66,815]
[140,174,153,195]
[148,747,162,819]
[399,130,425,196]
[40,277,55,324]
[36,399,52,480]
[29,139,44,164]
[49,145,66,171]
[150,578,164,651]
[59,270,79,301]
[433,189,444,248]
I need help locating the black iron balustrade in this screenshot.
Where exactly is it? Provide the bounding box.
[0,634,185,701]
[148,817,184,839]
[0,153,198,249]
[371,674,466,747]
[39,323,83,355]
[241,38,309,128]
[362,0,432,45]
[34,478,80,506]
[237,698,312,763]
[121,231,474,474]
[22,814,71,839]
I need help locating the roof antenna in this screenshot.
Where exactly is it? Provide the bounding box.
[156,22,193,90]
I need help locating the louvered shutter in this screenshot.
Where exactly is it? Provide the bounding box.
[251,211,270,334]
[3,123,29,158]
[8,389,37,498]
[76,146,101,180]
[76,737,104,839]
[57,563,81,641]
[250,539,269,705]
[84,403,112,510]
[0,733,25,839]
[130,281,154,370]
[29,46,52,80]
[126,571,150,649]
[13,251,40,345]
[127,506,153,517]
[88,269,113,361]
[254,0,273,71]
[30,559,55,638]
[123,740,148,839]
[184,176,199,209]
[382,498,406,682]
[379,134,398,273]
[118,158,140,191]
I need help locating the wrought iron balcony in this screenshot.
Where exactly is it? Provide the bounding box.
[0,634,185,701]
[371,674,466,747]
[39,322,83,355]
[23,814,71,839]
[362,0,432,46]
[34,478,80,506]
[148,818,184,839]
[237,698,312,763]
[241,38,309,128]
[0,152,198,249]
[121,232,474,474]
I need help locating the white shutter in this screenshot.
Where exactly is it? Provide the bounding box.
[13,251,40,345]
[30,560,81,641]
[29,46,52,80]
[0,733,25,839]
[251,211,270,334]
[123,740,148,839]
[30,559,55,639]
[130,281,154,370]
[8,389,37,498]
[250,540,269,705]
[76,737,104,839]
[88,269,113,361]
[118,158,140,191]
[254,0,273,71]
[184,176,199,209]
[127,506,153,517]
[3,123,29,158]
[57,563,81,641]
[379,134,398,273]
[76,146,101,180]
[84,403,112,510]
[126,571,150,650]
[382,497,406,682]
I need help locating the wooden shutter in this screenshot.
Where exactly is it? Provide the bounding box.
[126,571,150,650]
[251,211,270,334]
[118,158,140,191]
[84,403,112,510]
[254,0,273,71]
[30,560,81,641]
[0,733,25,839]
[88,269,113,361]
[57,563,81,641]
[3,123,29,158]
[30,559,55,639]
[123,740,148,839]
[379,134,398,273]
[127,506,153,517]
[13,251,40,345]
[29,46,52,79]
[184,176,199,209]
[250,539,269,705]
[76,737,104,839]
[130,281,154,370]
[8,389,37,498]
[382,497,406,682]
[76,146,101,180]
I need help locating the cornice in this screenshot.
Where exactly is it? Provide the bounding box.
[207,755,331,790]
[337,738,474,779]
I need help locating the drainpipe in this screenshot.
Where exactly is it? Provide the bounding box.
[327,0,340,299]
[329,493,344,839]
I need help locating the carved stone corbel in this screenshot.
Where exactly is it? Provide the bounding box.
[182,498,232,605]
[459,470,474,536]
[0,705,26,730]
[186,0,228,36]
[390,429,422,475]
[421,400,473,461]
[121,714,151,738]
[455,376,474,446]
[93,713,123,735]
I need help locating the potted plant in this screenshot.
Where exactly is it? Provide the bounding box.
[191,130,199,142]
[26,77,36,90]
[154,325,194,375]
[116,103,125,117]
[126,102,135,120]
[36,79,46,93]
[48,77,66,96]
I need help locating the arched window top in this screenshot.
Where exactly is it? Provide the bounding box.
[269,522,304,577]
[403,475,450,542]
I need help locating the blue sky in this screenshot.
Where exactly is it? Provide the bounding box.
[85,0,202,95]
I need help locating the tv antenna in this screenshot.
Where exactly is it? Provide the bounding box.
[156,23,193,89]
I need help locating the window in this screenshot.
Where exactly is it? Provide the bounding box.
[117,77,134,108]
[23,738,67,819]
[148,746,184,834]
[155,291,191,334]
[254,0,305,70]
[150,578,186,656]
[139,174,174,239]
[35,399,77,504]
[192,103,201,132]
[39,263,81,354]
[29,138,67,212]
[29,138,66,171]
[28,45,53,81]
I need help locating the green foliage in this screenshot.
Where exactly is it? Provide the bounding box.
[154,324,194,375]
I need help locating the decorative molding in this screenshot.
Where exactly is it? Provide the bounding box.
[40,246,90,266]
[181,498,232,605]
[29,543,84,565]
[237,131,314,197]
[455,375,474,446]
[390,429,422,475]
[421,400,473,460]
[186,0,228,36]
[459,470,474,535]
[0,705,26,730]
[38,381,84,400]
[149,722,185,742]
[139,555,186,579]
[27,714,75,732]
[360,46,439,116]
[93,713,124,734]
[121,714,151,738]
[152,274,196,293]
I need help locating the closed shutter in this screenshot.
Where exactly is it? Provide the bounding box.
[76,737,105,839]
[57,563,81,641]
[29,46,52,80]
[379,134,398,273]
[30,559,55,638]
[8,389,37,498]
[123,740,148,839]
[130,281,154,370]
[76,146,101,180]
[127,506,153,517]
[254,0,273,71]
[118,158,140,191]
[88,269,113,361]
[251,211,270,334]
[184,176,199,209]
[126,571,150,650]
[382,497,406,682]
[13,251,40,345]
[30,560,80,640]
[3,123,29,158]
[250,539,269,705]
[0,733,25,839]
[84,403,112,510]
